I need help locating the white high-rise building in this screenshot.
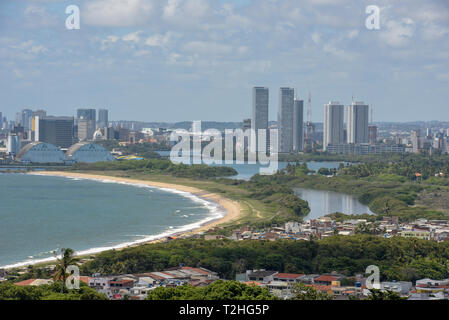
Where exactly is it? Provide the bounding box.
[323,102,345,151]
[347,102,369,144]
[278,87,295,153]
[251,87,269,153]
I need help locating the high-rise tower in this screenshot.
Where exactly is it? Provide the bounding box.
[278,87,295,153]
[323,102,345,151]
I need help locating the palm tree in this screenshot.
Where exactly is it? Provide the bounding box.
[53,248,79,293]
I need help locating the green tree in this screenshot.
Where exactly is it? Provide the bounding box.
[291,283,333,300]
[367,289,405,300]
[53,248,79,293]
[146,280,275,300]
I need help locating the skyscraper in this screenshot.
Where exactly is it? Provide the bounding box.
[21,109,33,130]
[78,118,96,142]
[32,109,47,118]
[323,102,345,151]
[278,87,294,153]
[293,99,304,152]
[347,102,369,144]
[251,87,269,152]
[77,109,96,122]
[35,116,74,148]
[0,112,2,129]
[369,125,378,145]
[98,109,109,128]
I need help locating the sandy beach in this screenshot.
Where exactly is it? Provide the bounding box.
[28,171,242,241]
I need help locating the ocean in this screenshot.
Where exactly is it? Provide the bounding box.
[0,173,224,268]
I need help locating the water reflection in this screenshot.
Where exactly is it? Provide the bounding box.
[294,188,373,220]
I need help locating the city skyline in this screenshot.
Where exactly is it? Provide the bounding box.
[1,0,448,122]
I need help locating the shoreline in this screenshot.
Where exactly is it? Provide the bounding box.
[4,171,242,270]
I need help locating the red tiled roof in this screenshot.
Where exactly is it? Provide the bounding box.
[180,267,210,275]
[15,279,36,286]
[147,273,165,280]
[79,276,91,284]
[314,275,339,282]
[244,281,263,286]
[275,273,304,279]
[306,284,333,293]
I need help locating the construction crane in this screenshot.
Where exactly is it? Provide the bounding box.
[304,92,315,152]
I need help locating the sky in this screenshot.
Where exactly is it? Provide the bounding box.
[0,0,448,123]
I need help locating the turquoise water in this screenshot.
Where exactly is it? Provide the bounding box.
[0,174,222,268]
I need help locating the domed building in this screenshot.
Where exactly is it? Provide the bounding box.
[66,142,115,163]
[17,142,66,164]
[93,129,104,141]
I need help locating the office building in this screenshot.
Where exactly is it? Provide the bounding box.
[278,87,295,153]
[35,116,74,148]
[98,109,109,128]
[14,112,22,126]
[21,109,33,130]
[293,99,304,152]
[251,87,269,152]
[0,112,2,129]
[77,109,96,122]
[7,134,21,156]
[369,125,378,145]
[347,102,369,144]
[323,102,345,151]
[32,109,46,119]
[78,118,96,141]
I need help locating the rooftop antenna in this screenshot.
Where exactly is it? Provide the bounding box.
[370,106,374,124]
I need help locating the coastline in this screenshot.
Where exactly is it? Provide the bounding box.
[5,171,242,270]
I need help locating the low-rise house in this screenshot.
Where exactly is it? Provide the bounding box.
[298,274,319,284]
[314,274,343,286]
[400,230,431,240]
[272,273,304,283]
[266,281,293,299]
[89,276,113,298]
[15,279,53,286]
[245,270,278,283]
[415,278,449,294]
[381,281,413,295]
[109,278,135,298]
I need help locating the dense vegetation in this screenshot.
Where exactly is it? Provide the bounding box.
[268,153,449,222]
[80,236,449,283]
[278,152,405,163]
[146,280,275,300]
[0,282,107,300]
[69,159,238,179]
[96,140,171,158]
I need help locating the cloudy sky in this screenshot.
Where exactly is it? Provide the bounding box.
[1,0,448,122]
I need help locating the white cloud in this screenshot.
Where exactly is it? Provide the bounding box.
[84,0,154,26]
[182,41,233,55]
[379,18,415,47]
[145,31,180,47]
[162,0,210,27]
[24,4,58,27]
[122,31,143,43]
